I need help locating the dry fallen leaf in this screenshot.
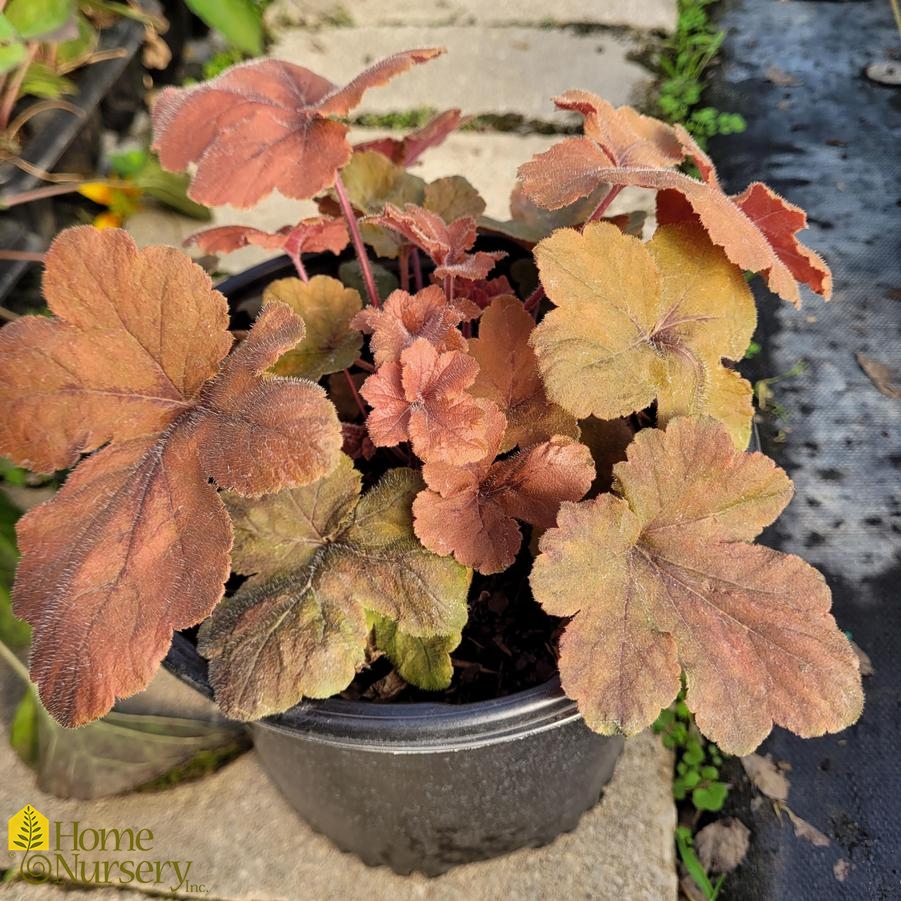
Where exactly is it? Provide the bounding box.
[152,50,443,207]
[530,417,864,755]
[694,818,751,874]
[849,639,875,676]
[765,65,799,86]
[783,806,831,847]
[855,353,901,399]
[0,228,342,727]
[741,753,791,801]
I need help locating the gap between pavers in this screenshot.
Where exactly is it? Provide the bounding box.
[1,711,676,901]
[271,26,656,122]
[124,129,657,273]
[265,0,677,33]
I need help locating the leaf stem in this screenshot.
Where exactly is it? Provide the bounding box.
[343,368,367,419]
[0,43,38,131]
[585,184,624,224]
[399,245,410,292]
[523,284,544,315]
[412,248,424,292]
[289,251,309,282]
[0,250,44,263]
[354,358,375,373]
[334,172,380,308]
[0,639,31,686]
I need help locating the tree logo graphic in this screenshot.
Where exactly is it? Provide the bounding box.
[8,806,48,852]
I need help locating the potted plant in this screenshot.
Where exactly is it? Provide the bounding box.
[0,47,863,875]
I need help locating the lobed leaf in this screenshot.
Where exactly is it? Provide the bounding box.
[414,408,594,574]
[262,276,363,380]
[518,94,831,305]
[199,459,470,719]
[355,109,467,167]
[532,222,756,448]
[186,216,348,259]
[0,228,341,727]
[530,417,864,755]
[360,338,494,464]
[152,50,443,208]
[469,294,578,451]
[351,285,467,366]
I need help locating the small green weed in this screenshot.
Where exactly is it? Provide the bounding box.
[676,826,726,900]
[655,0,746,147]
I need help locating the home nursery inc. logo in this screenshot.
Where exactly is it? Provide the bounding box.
[7,804,206,892]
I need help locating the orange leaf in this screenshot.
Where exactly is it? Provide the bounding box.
[0,227,342,726]
[469,294,578,452]
[351,285,466,366]
[360,338,493,464]
[532,222,757,448]
[371,203,505,281]
[152,50,443,207]
[414,408,594,574]
[186,216,348,259]
[355,109,466,166]
[530,417,864,754]
[518,94,831,305]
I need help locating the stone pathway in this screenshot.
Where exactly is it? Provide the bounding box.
[2,4,680,899]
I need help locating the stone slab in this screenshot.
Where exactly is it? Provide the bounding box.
[266,0,677,33]
[0,668,676,901]
[271,26,656,121]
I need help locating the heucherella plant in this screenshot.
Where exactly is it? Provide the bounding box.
[0,47,862,756]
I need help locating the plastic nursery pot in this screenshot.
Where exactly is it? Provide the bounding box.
[162,252,624,876]
[165,633,623,876]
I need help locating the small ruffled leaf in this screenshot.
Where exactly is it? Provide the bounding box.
[469,294,578,452]
[414,408,594,574]
[360,338,493,464]
[186,216,348,259]
[199,460,470,719]
[370,614,460,690]
[351,285,466,366]
[262,276,363,380]
[530,417,864,755]
[355,109,466,166]
[152,49,442,207]
[518,94,831,305]
[532,222,756,447]
[0,228,341,727]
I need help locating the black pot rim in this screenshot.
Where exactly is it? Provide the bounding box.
[165,633,581,754]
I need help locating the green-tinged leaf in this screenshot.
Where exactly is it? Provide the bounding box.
[56,14,97,68]
[6,0,74,40]
[530,416,863,755]
[532,222,756,448]
[339,259,399,299]
[133,154,211,220]
[0,41,26,76]
[109,149,148,179]
[264,277,363,380]
[21,62,76,100]
[11,685,248,800]
[200,457,471,720]
[676,828,722,899]
[693,782,729,812]
[371,614,460,690]
[0,13,18,41]
[339,151,426,258]
[185,0,262,56]
[424,176,485,223]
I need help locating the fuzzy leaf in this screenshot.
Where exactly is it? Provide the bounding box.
[0,228,341,727]
[355,109,466,166]
[371,614,460,690]
[199,459,470,719]
[351,285,466,366]
[530,417,864,755]
[469,294,578,452]
[518,95,831,305]
[186,216,348,259]
[371,204,505,281]
[414,408,594,574]
[261,276,363,380]
[360,338,493,464]
[424,176,486,223]
[532,222,756,448]
[152,50,443,207]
